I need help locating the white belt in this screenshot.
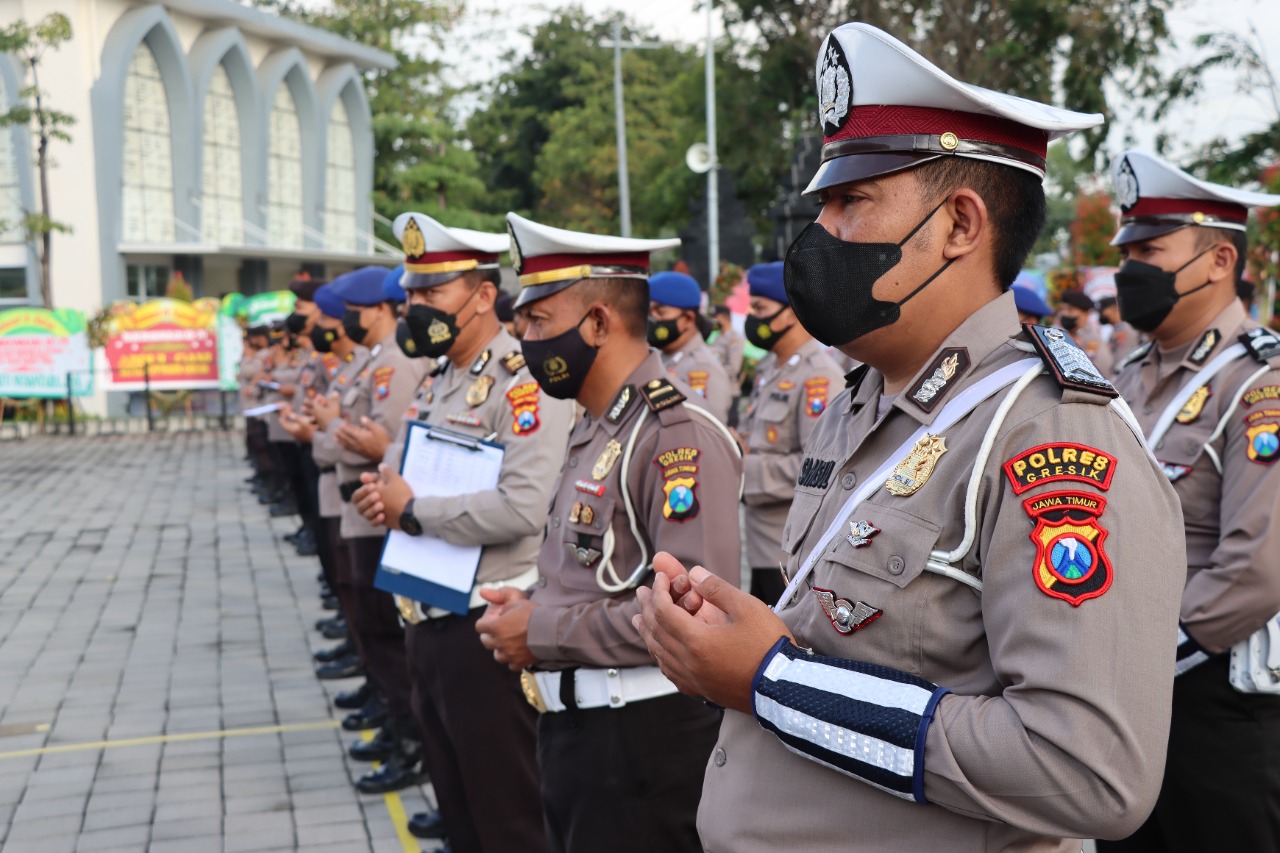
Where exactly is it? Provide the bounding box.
[396,565,541,625]
[520,665,678,713]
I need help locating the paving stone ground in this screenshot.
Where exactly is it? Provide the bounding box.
[0,431,441,853]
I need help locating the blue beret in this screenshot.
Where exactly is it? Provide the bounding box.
[333,266,393,306]
[648,271,702,310]
[1011,285,1052,317]
[747,262,787,305]
[382,265,406,303]
[313,283,344,319]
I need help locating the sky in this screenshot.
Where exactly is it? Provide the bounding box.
[430,0,1280,172]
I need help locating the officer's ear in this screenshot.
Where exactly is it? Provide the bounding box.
[941,187,987,262]
[1206,239,1238,284]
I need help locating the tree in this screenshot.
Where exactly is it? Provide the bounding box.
[249,0,499,237]
[0,13,74,309]
[1070,191,1120,268]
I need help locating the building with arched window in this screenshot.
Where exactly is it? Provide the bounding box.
[0,0,397,311]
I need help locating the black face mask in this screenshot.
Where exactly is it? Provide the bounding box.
[521,312,598,400]
[285,311,307,335]
[745,306,792,351]
[647,317,682,349]
[1115,249,1214,333]
[394,319,421,358]
[783,199,953,347]
[1059,315,1080,333]
[310,324,339,353]
[342,309,369,346]
[404,287,480,359]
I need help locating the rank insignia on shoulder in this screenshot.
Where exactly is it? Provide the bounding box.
[1189,329,1219,365]
[608,385,637,424]
[1119,342,1153,370]
[1176,385,1211,424]
[1003,442,1116,495]
[507,382,541,435]
[804,377,830,417]
[1160,461,1192,482]
[1245,423,1280,464]
[813,588,883,635]
[500,350,526,375]
[642,378,685,412]
[908,348,970,412]
[470,349,492,375]
[1240,327,1280,364]
[886,434,946,496]
[593,439,623,480]
[1022,490,1113,606]
[1025,324,1119,398]
[467,375,495,407]
[846,520,879,548]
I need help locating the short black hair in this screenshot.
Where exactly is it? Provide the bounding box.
[1193,226,1248,287]
[574,277,648,338]
[913,157,1047,289]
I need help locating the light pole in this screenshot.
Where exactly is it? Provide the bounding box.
[600,21,661,237]
[705,1,719,295]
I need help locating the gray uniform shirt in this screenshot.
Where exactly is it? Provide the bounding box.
[699,291,1185,851]
[740,338,846,568]
[313,346,371,519]
[659,335,734,424]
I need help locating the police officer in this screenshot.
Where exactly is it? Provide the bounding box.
[1013,283,1053,325]
[476,213,743,853]
[709,304,745,384]
[1097,295,1141,370]
[1098,150,1280,852]
[635,24,1185,850]
[260,320,304,515]
[1057,289,1114,376]
[352,213,571,851]
[312,265,428,793]
[647,271,734,423]
[737,261,845,603]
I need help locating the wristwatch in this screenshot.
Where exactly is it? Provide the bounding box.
[399,498,423,537]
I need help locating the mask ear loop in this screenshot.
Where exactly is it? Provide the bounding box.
[889,197,957,312]
[1170,246,1219,302]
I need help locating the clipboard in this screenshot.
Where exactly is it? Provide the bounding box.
[374,421,505,615]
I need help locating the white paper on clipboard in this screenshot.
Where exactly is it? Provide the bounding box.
[377,422,505,613]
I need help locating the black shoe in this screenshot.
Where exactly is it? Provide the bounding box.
[342,695,387,732]
[315,655,361,680]
[269,501,298,518]
[316,571,327,584]
[314,640,353,663]
[321,595,340,611]
[321,618,348,641]
[348,724,396,762]
[333,681,373,710]
[295,535,318,557]
[258,490,283,505]
[407,810,447,840]
[315,613,340,630]
[354,754,425,794]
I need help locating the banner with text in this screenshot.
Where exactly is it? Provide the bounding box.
[0,308,94,398]
[100,299,222,390]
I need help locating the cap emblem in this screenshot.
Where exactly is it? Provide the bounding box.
[818,38,852,136]
[939,132,959,151]
[1116,157,1140,211]
[507,223,523,274]
[401,216,426,257]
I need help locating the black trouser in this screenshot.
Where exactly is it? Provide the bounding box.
[345,535,411,720]
[1097,655,1280,852]
[750,566,788,606]
[296,448,329,573]
[406,610,545,853]
[323,516,355,636]
[538,691,720,853]
[267,440,298,501]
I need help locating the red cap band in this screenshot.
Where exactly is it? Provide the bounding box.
[519,252,651,276]
[1124,196,1248,224]
[824,105,1049,160]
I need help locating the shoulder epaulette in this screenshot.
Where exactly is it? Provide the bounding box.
[500,350,526,375]
[641,377,686,412]
[1240,327,1280,365]
[1024,324,1119,398]
[1119,342,1153,370]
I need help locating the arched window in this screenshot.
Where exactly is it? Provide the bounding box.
[121,40,174,242]
[267,84,303,248]
[201,63,243,245]
[0,72,23,244]
[324,97,357,252]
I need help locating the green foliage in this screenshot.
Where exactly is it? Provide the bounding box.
[248,0,501,236]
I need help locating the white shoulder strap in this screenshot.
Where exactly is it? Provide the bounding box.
[774,358,1041,611]
[1146,343,1248,448]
